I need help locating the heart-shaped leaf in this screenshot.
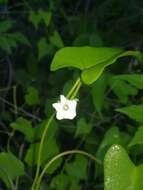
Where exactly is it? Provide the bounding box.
[104,144,143,190]
[96,127,129,161]
[51,47,123,71]
[51,47,142,84]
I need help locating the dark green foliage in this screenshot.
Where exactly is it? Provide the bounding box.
[0,0,143,190]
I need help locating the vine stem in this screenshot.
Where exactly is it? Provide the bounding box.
[70,80,81,99]
[31,78,81,190]
[36,150,102,190]
[7,86,18,152]
[13,85,18,117]
[66,78,81,99]
[31,113,55,190]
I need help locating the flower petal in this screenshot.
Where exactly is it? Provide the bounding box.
[65,110,76,119]
[56,110,65,120]
[68,100,77,110]
[60,95,67,104]
[52,103,61,111]
[53,95,77,120]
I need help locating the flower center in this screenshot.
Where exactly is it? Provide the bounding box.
[63,104,69,111]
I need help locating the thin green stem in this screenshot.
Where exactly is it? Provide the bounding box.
[0,168,15,190]
[36,150,102,189]
[31,113,55,190]
[7,86,17,152]
[13,85,18,117]
[66,78,80,99]
[70,80,81,99]
[31,78,81,190]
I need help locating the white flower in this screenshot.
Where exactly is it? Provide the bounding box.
[52,95,77,120]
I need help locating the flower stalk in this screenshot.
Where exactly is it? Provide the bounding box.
[31,78,81,190]
[36,150,102,190]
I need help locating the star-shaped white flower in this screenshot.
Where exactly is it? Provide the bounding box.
[52,95,77,120]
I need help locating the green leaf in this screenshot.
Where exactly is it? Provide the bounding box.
[75,118,92,137]
[51,46,123,71]
[29,11,41,29]
[0,20,13,33]
[81,61,107,84]
[34,119,58,141]
[0,32,30,53]
[73,33,103,47]
[6,35,17,49]
[15,69,31,87]
[96,127,129,161]
[64,155,88,180]
[47,158,62,174]
[0,36,11,53]
[81,50,142,84]
[10,117,34,142]
[24,120,58,167]
[29,10,52,29]
[0,0,8,4]
[116,105,143,123]
[38,37,51,60]
[128,126,143,147]
[24,137,59,167]
[39,10,52,27]
[104,144,143,190]
[69,183,81,190]
[115,74,143,89]
[73,34,91,46]
[51,47,142,84]
[49,31,64,48]
[25,86,40,105]
[91,74,107,113]
[89,33,103,46]
[0,152,24,187]
[109,78,137,103]
[51,173,69,190]
[10,32,30,46]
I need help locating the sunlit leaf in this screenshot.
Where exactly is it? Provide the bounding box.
[51,47,142,84]
[51,46,123,71]
[104,144,143,190]
[96,127,130,161]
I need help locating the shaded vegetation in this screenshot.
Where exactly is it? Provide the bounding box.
[0,0,143,189]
